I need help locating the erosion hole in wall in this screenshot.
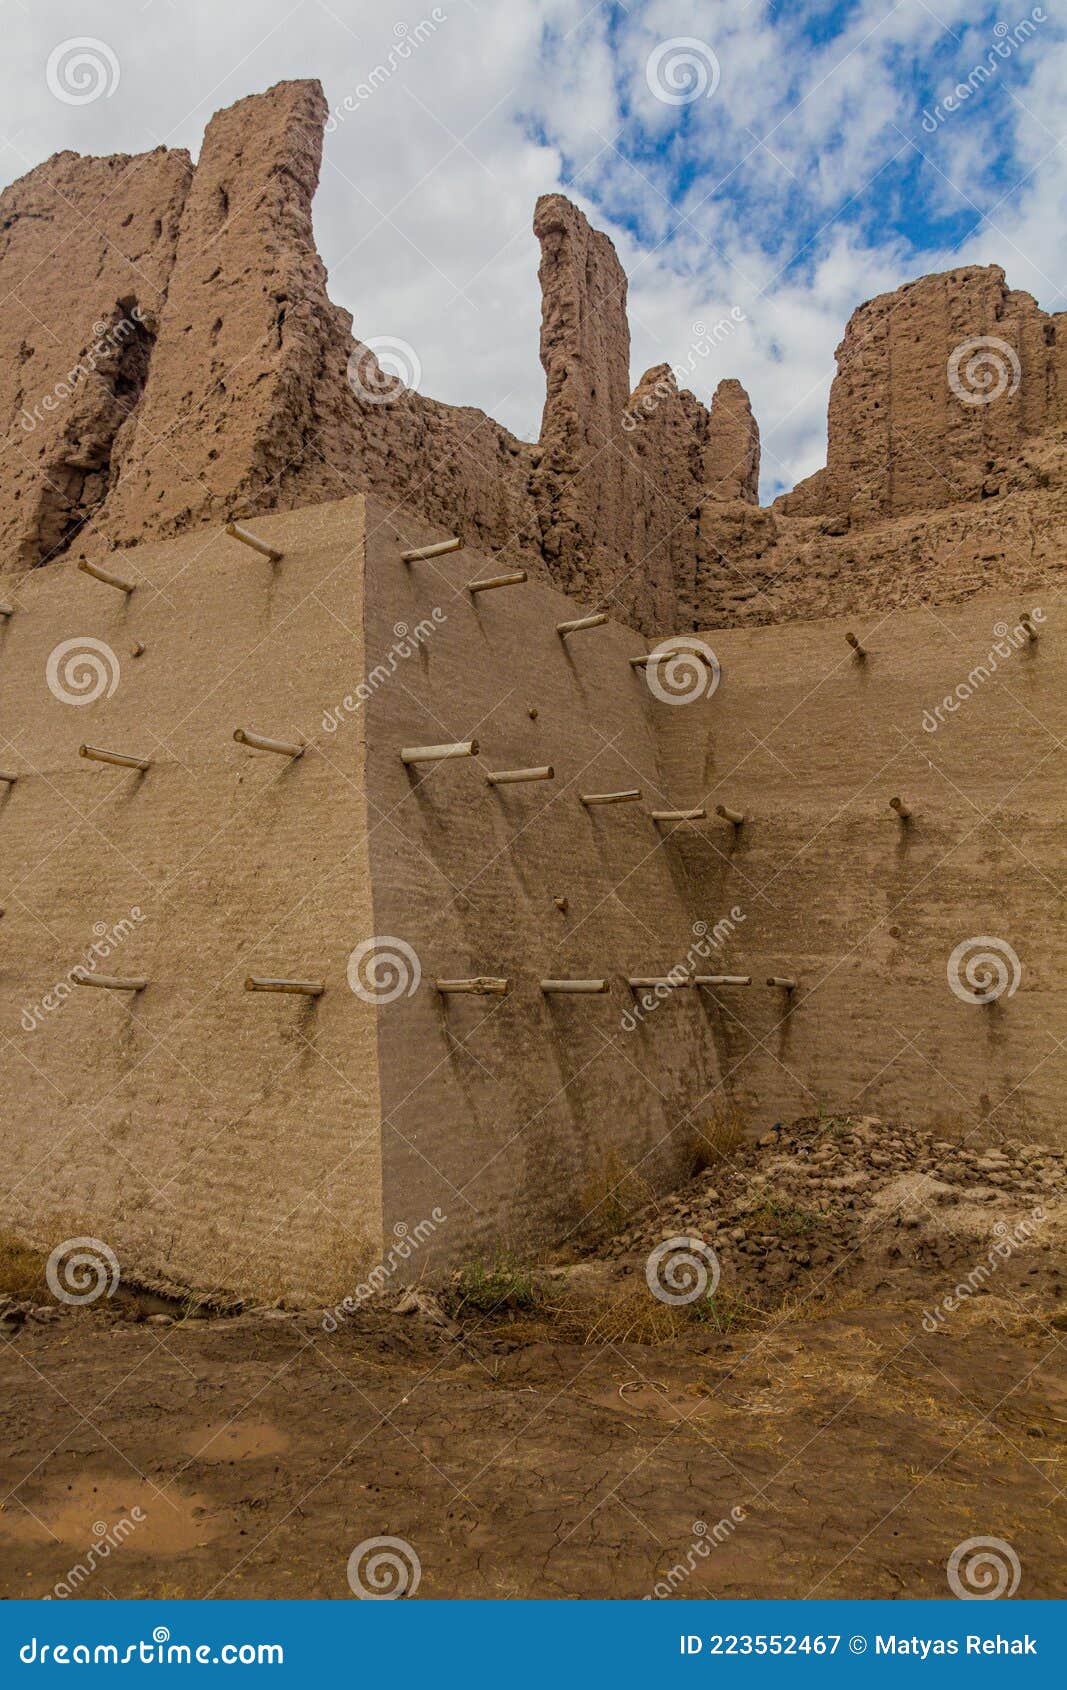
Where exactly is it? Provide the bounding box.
[33,296,157,566]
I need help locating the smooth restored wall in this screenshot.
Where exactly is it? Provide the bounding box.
[656,595,1065,1145]
[362,500,725,1262]
[0,499,382,1302]
[3,493,1061,1303]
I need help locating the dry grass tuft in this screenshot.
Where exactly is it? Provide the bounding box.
[575,1149,656,1243]
[557,1283,771,1347]
[577,1287,688,1346]
[0,1233,48,1299]
[685,1100,748,1174]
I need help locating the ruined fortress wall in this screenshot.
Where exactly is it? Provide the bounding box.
[9,79,1067,644]
[100,81,356,544]
[0,491,728,1297]
[0,499,383,1303]
[9,71,1067,659]
[2,488,1063,1302]
[0,82,764,641]
[778,266,1067,529]
[0,145,191,572]
[689,455,1067,632]
[359,500,724,1262]
[655,594,1066,1144]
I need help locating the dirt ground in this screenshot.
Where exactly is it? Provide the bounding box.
[1,1116,1064,1601]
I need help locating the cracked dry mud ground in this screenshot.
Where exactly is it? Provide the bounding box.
[0,1292,1063,1599]
[1,1118,1064,1599]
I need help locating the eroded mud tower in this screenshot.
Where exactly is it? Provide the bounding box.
[2,80,1065,1301]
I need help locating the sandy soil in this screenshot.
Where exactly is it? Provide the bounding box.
[1,1118,1064,1601]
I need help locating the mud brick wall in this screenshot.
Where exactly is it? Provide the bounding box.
[779,266,1067,527]
[655,594,1067,1145]
[0,82,762,642]
[0,493,728,1298]
[0,499,382,1303]
[359,498,724,1263]
[4,475,1065,1304]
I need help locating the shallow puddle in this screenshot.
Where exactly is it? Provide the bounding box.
[0,1473,219,1553]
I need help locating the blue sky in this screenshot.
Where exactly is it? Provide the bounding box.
[583,2,1054,262]
[1,0,1063,500]
[536,0,1065,495]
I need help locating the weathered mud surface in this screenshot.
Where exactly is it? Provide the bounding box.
[2,1116,1062,1599]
